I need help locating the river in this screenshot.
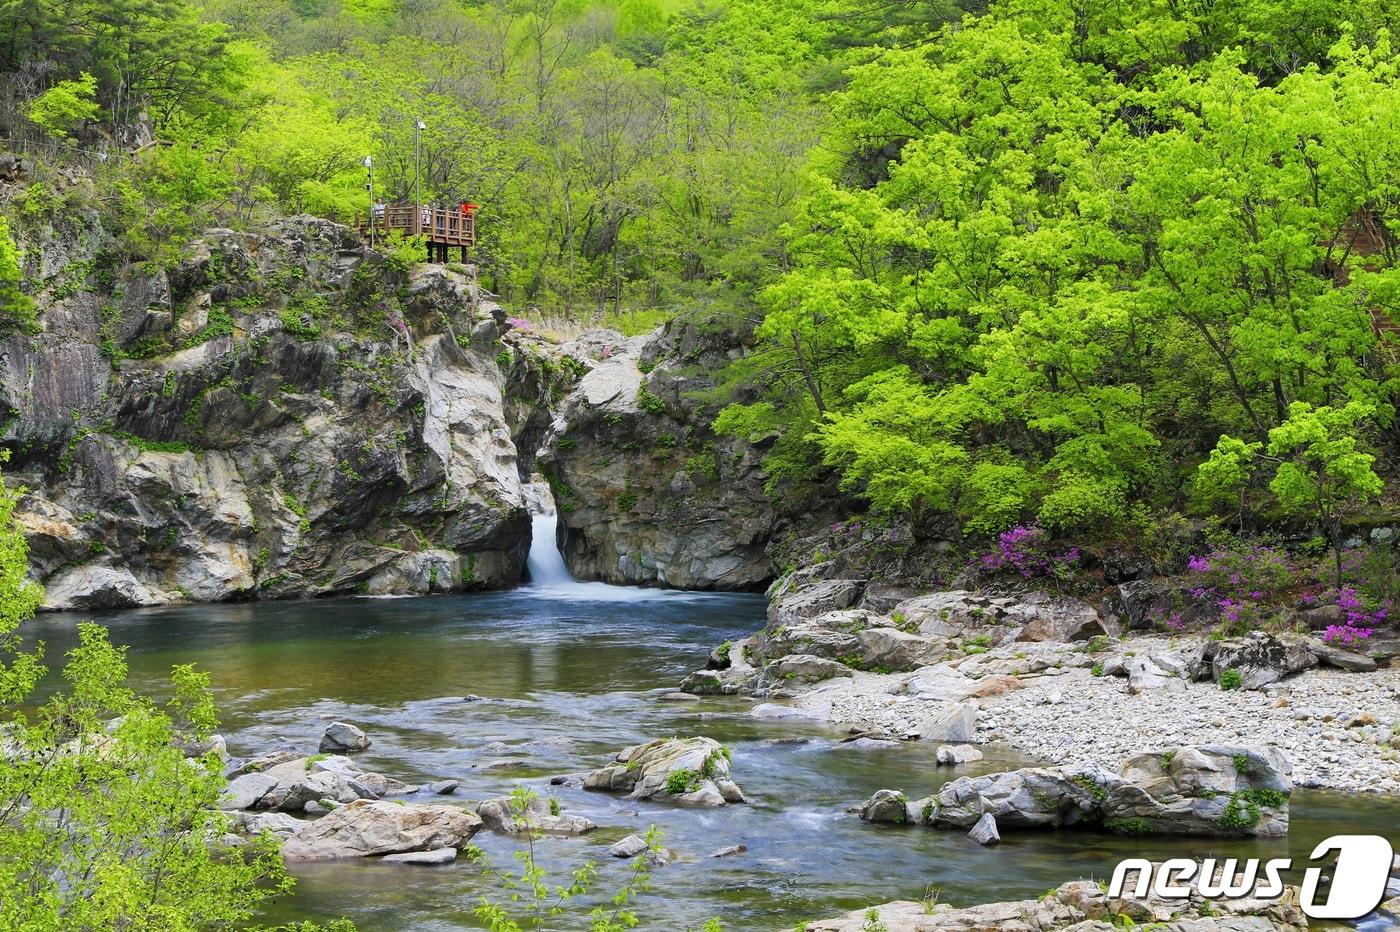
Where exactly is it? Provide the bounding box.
[29,516,1400,930]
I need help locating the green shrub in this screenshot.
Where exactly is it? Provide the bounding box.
[1218,668,1242,690]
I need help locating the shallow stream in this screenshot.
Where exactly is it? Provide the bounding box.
[32,523,1400,930]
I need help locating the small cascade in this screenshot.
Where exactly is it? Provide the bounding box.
[519,478,687,601]
[526,510,573,588]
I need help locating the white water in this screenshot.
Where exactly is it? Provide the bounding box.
[526,512,574,587]
[524,507,698,602]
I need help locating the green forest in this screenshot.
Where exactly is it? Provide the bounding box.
[4,0,1400,549]
[4,0,1400,928]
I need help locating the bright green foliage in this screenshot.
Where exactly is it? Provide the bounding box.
[466,786,702,931]
[26,73,100,138]
[719,0,1400,536]
[0,216,37,336]
[0,459,341,930]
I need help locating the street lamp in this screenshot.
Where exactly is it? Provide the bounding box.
[414,120,426,216]
[364,155,375,248]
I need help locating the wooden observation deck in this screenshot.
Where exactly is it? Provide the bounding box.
[358,204,476,262]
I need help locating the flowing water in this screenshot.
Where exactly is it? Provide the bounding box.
[30,518,1400,930]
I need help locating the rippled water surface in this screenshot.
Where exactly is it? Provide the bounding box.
[33,583,1400,931]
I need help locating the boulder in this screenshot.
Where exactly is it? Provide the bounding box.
[1305,638,1379,672]
[381,847,457,865]
[935,745,983,766]
[280,799,482,861]
[582,737,742,807]
[1015,597,1106,642]
[769,577,866,627]
[906,702,976,742]
[1125,655,1185,694]
[931,766,1117,829]
[319,721,371,753]
[710,844,747,858]
[220,772,277,810]
[609,834,650,858]
[1194,633,1318,689]
[766,654,854,684]
[476,794,596,835]
[230,810,302,840]
[968,813,1000,846]
[429,779,460,795]
[856,627,946,671]
[899,666,980,702]
[1104,745,1291,837]
[253,755,411,811]
[857,789,911,824]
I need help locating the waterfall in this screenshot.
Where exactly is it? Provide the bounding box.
[519,479,686,601]
[526,511,574,587]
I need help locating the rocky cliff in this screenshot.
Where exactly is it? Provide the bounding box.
[3,185,573,609]
[537,321,777,590]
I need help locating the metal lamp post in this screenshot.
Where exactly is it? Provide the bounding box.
[414,120,425,219]
[364,155,375,248]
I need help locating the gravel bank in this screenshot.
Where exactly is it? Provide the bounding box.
[786,654,1400,794]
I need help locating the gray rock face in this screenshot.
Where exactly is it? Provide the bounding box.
[280,799,482,861]
[319,722,371,753]
[7,216,560,608]
[857,789,911,824]
[538,321,776,590]
[581,736,743,806]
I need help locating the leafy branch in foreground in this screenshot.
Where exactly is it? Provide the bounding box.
[0,454,347,931]
[466,786,720,932]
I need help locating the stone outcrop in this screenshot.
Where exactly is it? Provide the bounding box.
[475,794,596,835]
[537,321,776,589]
[279,799,481,861]
[221,754,416,812]
[859,744,1290,838]
[4,208,570,607]
[581,736,745,807]
[806,876,1308,931]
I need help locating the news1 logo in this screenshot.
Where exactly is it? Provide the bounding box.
[1108,835,1395,920]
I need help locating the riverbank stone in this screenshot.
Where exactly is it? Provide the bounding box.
[280,799,482,861]
[581,736,743,807]
[319,721,371,753]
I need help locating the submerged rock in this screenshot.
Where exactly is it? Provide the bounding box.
[582,737,744,807]
[280,799,481,861]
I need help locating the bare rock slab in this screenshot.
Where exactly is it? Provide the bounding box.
[280,799,482,861]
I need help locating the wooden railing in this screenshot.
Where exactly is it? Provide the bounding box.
[357,204,476,247]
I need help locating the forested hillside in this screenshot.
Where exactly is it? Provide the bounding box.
[3,0,1400,556]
